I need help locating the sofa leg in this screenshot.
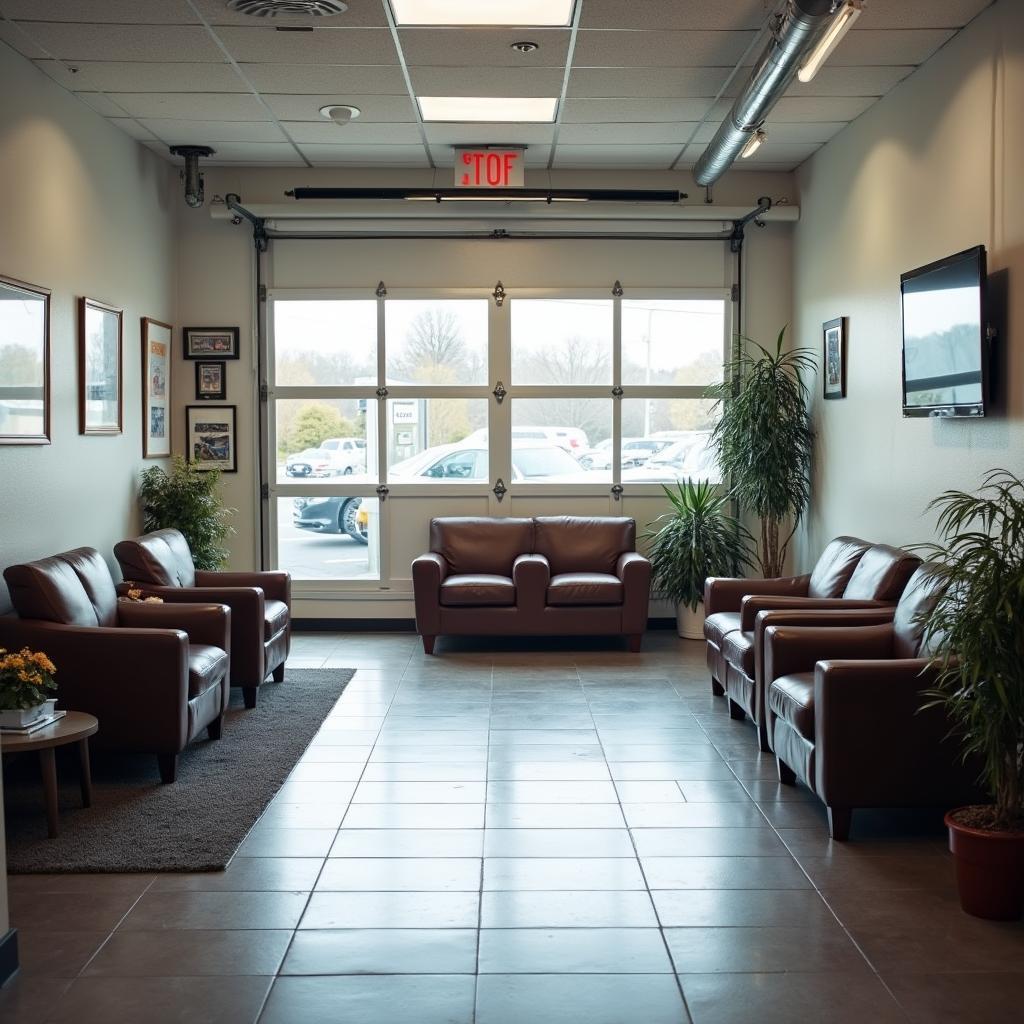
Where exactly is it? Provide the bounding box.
[756,721,771,753]
[272,663,285,683]
[777,758,797,785]
[158,753,177,785]
[422,635,436,655]
[828,806,853,841]
[711,677,725,697]
[207,713,224,741]
[243,686,258,710]
[628,634,643,653]
[728,698,745,721]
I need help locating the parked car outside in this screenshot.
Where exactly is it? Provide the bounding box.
[285,447,334,477]
[465,426,589,453]
[320,436,367,475]
[293,495,367,543]
[577,437,670,470]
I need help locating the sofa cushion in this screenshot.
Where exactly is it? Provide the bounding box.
[721,629,755,678]
[114,529,196,588]
[534,517,635,576]
[188,643,229,698]
[807,536,871,598]
[892,564,944,659]
[264,598,289,640]
[704,611,742,649]
[5,547,119,628]
[440,574,515,607]
[768,673,816,741]
[546,572,623,606]
[430,518,534,577]
[843,544,920,601]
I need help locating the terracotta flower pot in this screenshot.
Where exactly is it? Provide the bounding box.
[946,808,1024,921]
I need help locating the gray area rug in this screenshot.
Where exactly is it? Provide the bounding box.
[2,668,354,873]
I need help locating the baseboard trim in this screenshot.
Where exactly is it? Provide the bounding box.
[0,929,18,987]
[294,617,679,632]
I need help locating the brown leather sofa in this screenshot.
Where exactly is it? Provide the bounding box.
[114,528,290,709]
[717,542,921,751]
[412,516,651,653]
[763,564,981,839]
[1,547,230,783]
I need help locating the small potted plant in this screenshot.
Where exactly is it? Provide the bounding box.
[645,479,754,639]
[0,647,58,728]
[919,468,1024,920]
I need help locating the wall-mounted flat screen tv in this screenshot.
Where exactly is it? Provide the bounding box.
[901,245,988,418]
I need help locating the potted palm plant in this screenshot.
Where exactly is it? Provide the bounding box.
[706,327,815,576]
[918,468,1024,920]
[645,479,754,639]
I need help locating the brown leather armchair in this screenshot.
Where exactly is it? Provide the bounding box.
[1,547,230,783]
[114,529,290,709]
[412,516,651,653]
[763,564,981,839]
[716,543,920,751]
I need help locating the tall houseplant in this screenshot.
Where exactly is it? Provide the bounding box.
[645,479,754,639]
[138,455,235,571]
[707,327,815,577]
[917,468,1024,920]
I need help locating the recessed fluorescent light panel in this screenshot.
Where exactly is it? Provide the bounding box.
[390,0,574,26]
[418,96,557,122]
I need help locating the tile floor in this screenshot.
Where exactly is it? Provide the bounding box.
[2,631,1024,1023]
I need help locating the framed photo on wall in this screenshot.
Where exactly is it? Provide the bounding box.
[195,360,226,401]
[79,297,123,434]
[142,317,172,458]
[823,316,847,400]
[186,404,237,473]
[0,274,51,445]
[183,326,239,360]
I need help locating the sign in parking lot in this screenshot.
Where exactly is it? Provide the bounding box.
[392,400,418,424]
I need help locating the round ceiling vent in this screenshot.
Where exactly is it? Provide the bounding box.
[226,0,348,16]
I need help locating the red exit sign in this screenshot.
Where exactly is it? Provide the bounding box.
[454,148,526,188]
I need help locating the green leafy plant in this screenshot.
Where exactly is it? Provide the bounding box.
[138,455,235,571]
[645,479,755,611]
[918,468,1024,831]
[707,326,815,578]
[0,647,57,710]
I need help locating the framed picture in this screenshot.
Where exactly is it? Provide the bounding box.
[186,404,237,473]
[0,274,51,445]
[823,317,847,400]
[184,326,239,360]
[79,297,123,434]
[142,317,172,458]
[195,360,226,401]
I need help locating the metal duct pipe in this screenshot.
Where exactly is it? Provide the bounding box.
[693,0,837,186]
[169,145,215,208]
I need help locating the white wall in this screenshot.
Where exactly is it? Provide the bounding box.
[793,0,1024,564]
[0,44,178,612]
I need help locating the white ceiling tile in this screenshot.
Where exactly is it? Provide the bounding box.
[553,145,680,168]
[427,144,552,167]
[281,121,424,144]
[857,0,992,29]
[0,20,49,58]
[153,140,304,164]
[784,66,916,98]
[107,118,158,141]
[240,63,408,93]
[2,0,195,22]
[568,67,731,99]
[561,98,721,123]
[830,29,956,66]
[408,66,565,97]
[737,142,822,163]
[75,92,131,117]
[263,93,417,122]
[193,0,389,27]
[109,92,271,119]
[573,30,757,68]
[581,0,768,31]
[398,28,570,67]
[297,144,429,166]
[32,60,245,92]
[769,95,875,121]
[751,121,848,144]
[424,124,554,145]
[10,23,224,61]
[138,119,287,143]
[212,26,398,64]
[559,122,700,144]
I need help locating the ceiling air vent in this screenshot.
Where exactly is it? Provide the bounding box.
[226,0,348,16]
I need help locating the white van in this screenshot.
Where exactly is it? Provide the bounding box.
[320,436,367,475]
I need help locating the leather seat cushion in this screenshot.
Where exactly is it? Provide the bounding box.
[440,574,515,607]
[546,572,623,606]
[704,611,742,648]
[721,628,755,678]
[264,598,289,640]
[188,643,229,698]
[768,673,816,741]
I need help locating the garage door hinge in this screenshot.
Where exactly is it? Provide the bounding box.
[260,483,269,500]
[259,382,268,402]
[376,281,387,298]
[731,282,740,302]
[258,284,267,302]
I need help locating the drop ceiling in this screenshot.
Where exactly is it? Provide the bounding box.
[0,0,993,172]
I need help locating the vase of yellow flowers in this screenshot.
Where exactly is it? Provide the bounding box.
[0,647,58,727]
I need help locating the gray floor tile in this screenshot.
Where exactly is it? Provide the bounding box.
[120,891,308,931]
[483,857,646,891]
[653,889,837,928]
[642,856,812,890]
[486,780,618,803]
[13,931,108,978]
[630,827,789,858]
[485,804,626,829]
[315,857,481,892]
[481,890,659,928]
[237,827,337,859]
[329,829,484,858]
[341,804,485,829]
[150,858,322,892]
[482,828,635,858]
[478,928,673,973]
[353,781,486,803]
[299,891,480,929]
[486,762,611,781]
[623,803,767,828]
[360,763,488,782]
[281,929,478,975]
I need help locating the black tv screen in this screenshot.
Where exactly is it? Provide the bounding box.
[901,245,987,418]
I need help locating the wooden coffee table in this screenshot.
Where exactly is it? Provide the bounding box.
[1,711,98,837]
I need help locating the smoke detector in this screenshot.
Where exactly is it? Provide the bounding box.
[226,0,348,16]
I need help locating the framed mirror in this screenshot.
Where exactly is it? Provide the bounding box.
[79,297,123,435]
[0,274,51,445]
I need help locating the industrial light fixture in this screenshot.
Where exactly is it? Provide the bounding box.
[226,0,348,15]
[797,0,865,83]
[389,0,574,26]
[168,145,215,207]
[418,96,557,122]
[739,129,767,159]
[510,41,539,53]
[286,186,684,203]
[319,103,361,123]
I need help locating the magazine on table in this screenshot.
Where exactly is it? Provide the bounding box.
[0,710,67,736]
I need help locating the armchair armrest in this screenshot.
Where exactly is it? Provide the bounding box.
[762,622,894,685]
[514,553,549,612]
[704,574,811,616]
[741,594,889,632]
[195,569,290,606]
[412,552,449,638]
[118,600,230,653]
[617,551,652,636]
